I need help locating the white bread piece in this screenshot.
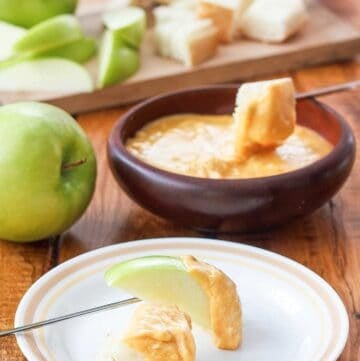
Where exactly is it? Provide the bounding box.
[240,0,308,43]
[154,21,177,57]
[155,18,218,66]
[233,78,296,158]
[197,0,252,43]
[153,0,197,24]
[172,0,197,10]
[130,0,202,6]
[153,5,196,24]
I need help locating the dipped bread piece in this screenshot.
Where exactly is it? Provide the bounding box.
[240,0,308,43]
[197,0,252,43]
[96,303,195,361]
[125,303,195,361]
[105,255,242,350]
[233,77,296,158]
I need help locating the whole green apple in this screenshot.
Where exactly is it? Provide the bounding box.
[0,0,78,28]
[0,102,96,242]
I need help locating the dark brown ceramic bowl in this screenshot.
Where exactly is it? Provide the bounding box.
[108,85,356,233]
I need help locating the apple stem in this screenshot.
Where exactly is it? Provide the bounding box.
[62,159,87,171]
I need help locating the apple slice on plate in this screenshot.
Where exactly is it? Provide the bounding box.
[106,256,210,326]
[102,6,146,49]
[39,37,97,64]
[98,30,140,88]
[0,58,93,92]
[0,21,26,61]
[105,255,242,350]
[13,15,83,56]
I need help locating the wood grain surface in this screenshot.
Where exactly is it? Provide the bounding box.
[0,1,360,360]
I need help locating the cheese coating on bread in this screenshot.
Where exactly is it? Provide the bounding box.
[182,255,242,350]
[233,78,296,158]
[124,303,196,361]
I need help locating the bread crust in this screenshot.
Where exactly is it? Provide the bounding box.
[197,1,237,43]
[188,27,218,66]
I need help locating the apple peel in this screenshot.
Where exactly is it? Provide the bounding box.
[38,37,97,64]
[0,0,77,28]
[0,102,96,242]
[98,30,140,88]
[102,6,146,49]
[13,15,83,56]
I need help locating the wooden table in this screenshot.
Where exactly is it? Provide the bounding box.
[1,1,360,359]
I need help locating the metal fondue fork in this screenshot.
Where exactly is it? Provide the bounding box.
[0,297,140,337]
[295,79,360,100]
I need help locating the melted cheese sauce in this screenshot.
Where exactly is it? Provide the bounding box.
[126,114,333,179]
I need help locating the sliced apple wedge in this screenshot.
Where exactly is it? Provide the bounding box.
[102,6,146,49]
[105,255,242,350]
[106,256,210,327]
[39,37,97,64]
[0,21,26,61]
[98,30,140,88]
[0,58,93,92]
[13,15,83,56]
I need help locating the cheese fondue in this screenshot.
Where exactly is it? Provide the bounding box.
[126,114,332,179]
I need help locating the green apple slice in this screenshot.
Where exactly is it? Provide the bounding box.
[105,255,210,328]
[38,37,97,64]
[98,30,140,88]
[102,6,146,49]
[0,58,93,92]
[13,15,83,56]
[0,21,26,61]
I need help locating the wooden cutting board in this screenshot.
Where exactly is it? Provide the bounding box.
[0,1,359,114]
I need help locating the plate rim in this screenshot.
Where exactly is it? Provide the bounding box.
[15,237,349,361]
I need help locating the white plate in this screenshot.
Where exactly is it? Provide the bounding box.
[15,238,348,361]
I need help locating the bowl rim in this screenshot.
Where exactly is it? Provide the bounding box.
[108,84,356,186]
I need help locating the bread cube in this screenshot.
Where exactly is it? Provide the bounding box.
[240,0,308,43]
